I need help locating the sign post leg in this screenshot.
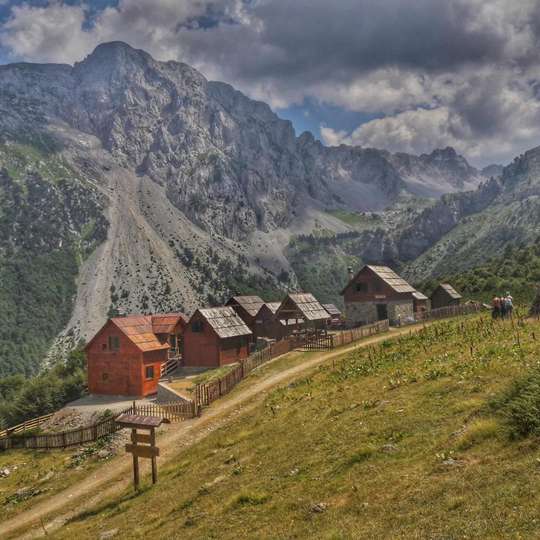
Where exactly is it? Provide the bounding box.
[150,427,157,484]
[132,428,140,490]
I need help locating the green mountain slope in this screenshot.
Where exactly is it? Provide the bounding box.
[417,240,540,304]
[51,315,540,539]
[0,140,107,376]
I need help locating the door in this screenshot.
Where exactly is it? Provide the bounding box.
[376,304,388,321]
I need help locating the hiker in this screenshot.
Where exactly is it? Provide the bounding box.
[500,294,508,319]
[504,292,514,319]
[492,296,501,319]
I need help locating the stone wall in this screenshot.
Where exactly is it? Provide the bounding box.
[157,382,191,404]
[387,301,414,325]
[345,302,378,327]
[345,300,414,326]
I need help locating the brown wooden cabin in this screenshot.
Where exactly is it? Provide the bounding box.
[275,293,330,337]
[85,315,175,397]
[340,265,415,326]
[430,283,462,309]
[225,295,265,333]
[412,291,430,314]
[323,303,343,328]
[253,302,304,340]
[183,307,253,368]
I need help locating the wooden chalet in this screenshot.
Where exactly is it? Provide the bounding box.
[275,293,330,336]
[323,303,343,328]
[226,295,265,332]
[183,307,253,368]
[85,313,188,397]
[430,283,462,309]
[412,291,430,314]
[340,265,416,326]
[253,302,304,340]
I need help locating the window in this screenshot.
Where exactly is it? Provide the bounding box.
[102,373,109,381]
[355,282,368,293]
[145,366,155,380]
[108,335,120,351]
[191,320,204,333]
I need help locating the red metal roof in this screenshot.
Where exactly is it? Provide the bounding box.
[111,315,169,352]
[151,313,188,335]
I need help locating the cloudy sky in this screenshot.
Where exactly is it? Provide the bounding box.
[1,0,540,166]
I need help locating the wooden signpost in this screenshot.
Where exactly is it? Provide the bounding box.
[116,413,164,490]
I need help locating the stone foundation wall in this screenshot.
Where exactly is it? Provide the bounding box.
[345,300,414,326]
[157,382,191,404]
[345,302,378,327]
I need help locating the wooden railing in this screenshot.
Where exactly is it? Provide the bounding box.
[160,356,180,378]
[0,413,54,439]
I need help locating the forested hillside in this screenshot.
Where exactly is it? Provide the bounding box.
[0,140,107,377]
[418,239,540,304]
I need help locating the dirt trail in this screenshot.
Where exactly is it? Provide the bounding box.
[1,324,428,539]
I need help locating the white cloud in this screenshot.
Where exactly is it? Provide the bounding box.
[2,0,540,164]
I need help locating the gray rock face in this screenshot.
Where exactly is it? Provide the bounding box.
[0,41,501,364]
[0,42,483,242]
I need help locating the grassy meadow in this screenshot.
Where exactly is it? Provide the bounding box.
[47,313,540,539]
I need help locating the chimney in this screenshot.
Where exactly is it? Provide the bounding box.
[347,266,354,281]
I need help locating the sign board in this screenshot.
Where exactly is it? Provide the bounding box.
[131,432,152,444]
[125,443,160,459]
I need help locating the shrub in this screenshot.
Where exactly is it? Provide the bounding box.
[491,368,540,438]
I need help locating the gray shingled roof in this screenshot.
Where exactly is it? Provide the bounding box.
[412,291,428,301]
[228,295,265,317]
[438,283,462,299]
[264,302,281,314]
[278,293,330,322]
[366,265,416,293]
[198,307,252,338]
[323,303,342,316]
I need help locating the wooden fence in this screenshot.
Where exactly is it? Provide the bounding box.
[331,319,390,347]
[0,399,200,451]
[194,320,391,408]
[0,412,54,440]
[412,303,482,323]
[0,412,123,451]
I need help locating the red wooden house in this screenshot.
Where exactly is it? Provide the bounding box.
[85,312,188,397]
[183,307,253,368]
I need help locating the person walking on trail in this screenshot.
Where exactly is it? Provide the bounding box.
[500,294,508,319]
[505,292,514,318]
[492,295,501,319]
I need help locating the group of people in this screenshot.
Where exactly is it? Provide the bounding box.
[492,292,514,319]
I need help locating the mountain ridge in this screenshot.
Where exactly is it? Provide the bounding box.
[0,41,534,375]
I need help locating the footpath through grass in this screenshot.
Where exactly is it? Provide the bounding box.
[47,315,540,539]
